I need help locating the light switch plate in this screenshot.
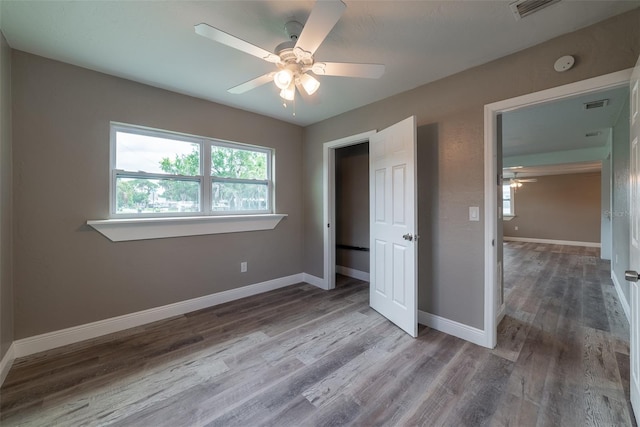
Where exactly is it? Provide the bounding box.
[469,206,479,221]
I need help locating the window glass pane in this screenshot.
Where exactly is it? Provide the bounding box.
[116,131,200,175]
[212,182,268,212]
[116,177,200,214]
[502,184,512,216]
[503,201,512,216]
[211,146,267,180]
[503,185,511,200]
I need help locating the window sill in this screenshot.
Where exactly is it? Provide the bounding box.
[503,215,515,221]
[87,214,287,242]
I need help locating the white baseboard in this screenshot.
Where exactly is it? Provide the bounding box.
[303,273,327,290]
[13,273,305,359]
[336,266,370,282]
[611,271,631,323]
[418,310,487,348]
[503,236,600,248]
[0,342,15,387]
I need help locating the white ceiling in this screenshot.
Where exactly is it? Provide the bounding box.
[502,86,629,158]
[501,85,629,177]
[1,1,637,126]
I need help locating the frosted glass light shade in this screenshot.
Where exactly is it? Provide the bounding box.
[280,81,295,101]
[299,73,320,95]
[274,69,293,90]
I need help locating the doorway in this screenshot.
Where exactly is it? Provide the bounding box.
[323,130,376,290]
[484,68,633,348]
[335,142,370,283]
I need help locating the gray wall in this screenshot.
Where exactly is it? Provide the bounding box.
[302,9,640,330]
[335,143,369,273]
[12,51,304,339]
[503,172,602,243]
[612,95,631,304]
[0,32,12,360]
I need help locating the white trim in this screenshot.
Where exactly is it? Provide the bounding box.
[323,130,376,290]
[336,265,370,282]
[418,310,487,347]
[612,271,631,323]
[87,214,287,242]
[0,343,15,387]
[12,273,304,358]
[496,303,506,325]
[484,68,633,351]
[484,101,499,349]
[303,273,327,290]
[503,236,601,248]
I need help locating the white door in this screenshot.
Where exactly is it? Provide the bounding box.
[369,116,417,337]
[629,54,640,423]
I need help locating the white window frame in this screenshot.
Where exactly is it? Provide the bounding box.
[110,122,273,219]
[502,184,515,217]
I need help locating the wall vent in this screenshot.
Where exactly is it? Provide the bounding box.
[583,99,609,110]
[585,131,601,137]
[509,0,561,20]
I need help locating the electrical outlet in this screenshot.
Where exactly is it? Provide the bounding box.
[241,261,247,273]
[514,226,519,231]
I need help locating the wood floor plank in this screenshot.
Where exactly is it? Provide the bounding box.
[1,246,635,427]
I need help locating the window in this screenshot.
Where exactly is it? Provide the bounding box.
[503,184,514,217]
[111,123,272,217]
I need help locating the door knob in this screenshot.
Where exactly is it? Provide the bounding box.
[625,270,640,282]
[402,233,413,241]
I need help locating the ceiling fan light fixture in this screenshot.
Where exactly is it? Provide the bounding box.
[274,69,294,90]
[280,81,296,101]
[299,73,320,95]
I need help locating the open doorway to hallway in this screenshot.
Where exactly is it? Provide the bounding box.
[499,84,631,324]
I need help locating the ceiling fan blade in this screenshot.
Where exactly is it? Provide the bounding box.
[313,62,385,78]
[228,73,275,94]
[295,0,346,55]
[195,23,280,64]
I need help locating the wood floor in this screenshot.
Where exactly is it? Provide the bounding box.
[0,242,635,426]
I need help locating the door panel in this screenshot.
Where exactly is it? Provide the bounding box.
[370,116,417,337]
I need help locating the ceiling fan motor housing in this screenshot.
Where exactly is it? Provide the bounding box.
[284,21,303,41]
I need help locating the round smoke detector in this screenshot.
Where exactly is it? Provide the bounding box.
[554,55,575,72]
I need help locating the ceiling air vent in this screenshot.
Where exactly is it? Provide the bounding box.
[585,131,601,137]
[510,0,561,20]
[583,99,610,110]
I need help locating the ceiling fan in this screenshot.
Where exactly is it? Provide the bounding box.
[506,172,537,188]
[194,0,385,103]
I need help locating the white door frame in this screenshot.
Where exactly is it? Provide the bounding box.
[323,130,377,290]
[483,68,633,348]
